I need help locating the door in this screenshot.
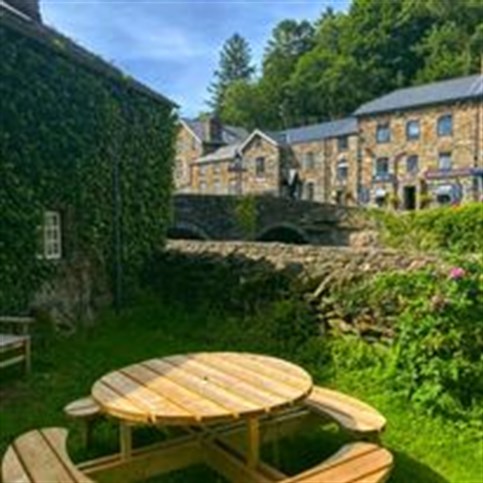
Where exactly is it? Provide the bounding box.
[403,186,416,210]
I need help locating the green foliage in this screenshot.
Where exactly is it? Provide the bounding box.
[373,203,483,253]
[215,0,483,129]
[0,24,176,311]
[329,259,483,416]
[234,194,258,238]
[208,33,255,114]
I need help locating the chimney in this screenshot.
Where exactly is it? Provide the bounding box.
[203,116,223,144]
[4,0,42,21]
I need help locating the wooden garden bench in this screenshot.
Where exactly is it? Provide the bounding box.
[0,316,34,374]
[282,442,393,483]
[1,427,93,483]
[64,396,102,447]
[304,386,386,436]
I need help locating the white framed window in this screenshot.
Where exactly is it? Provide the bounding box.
[255,157,266,177]
[438,152,452,171]
[406,120,420,140]
[437,114,453,137]
[304,152,315,170]
[337,159,349,180]
[41,211,62,260]
[376,123,390,143]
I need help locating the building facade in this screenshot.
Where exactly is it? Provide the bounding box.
[176,74,483,209]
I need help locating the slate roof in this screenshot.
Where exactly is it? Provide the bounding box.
[1,3,177,108]
[197,143,241,163]
[354,75,483,116]
[260,118,357,146]
[183,119,249,144]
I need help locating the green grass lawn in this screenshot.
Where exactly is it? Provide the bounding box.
[1,297,481,482]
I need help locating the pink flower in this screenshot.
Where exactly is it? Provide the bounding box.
[449,267,466,280]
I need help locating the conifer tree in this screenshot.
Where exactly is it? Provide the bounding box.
[208,33,255,114]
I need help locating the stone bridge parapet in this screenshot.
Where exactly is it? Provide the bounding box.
[170,194,371,246]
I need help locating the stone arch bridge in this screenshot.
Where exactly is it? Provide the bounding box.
[169,195,366,246]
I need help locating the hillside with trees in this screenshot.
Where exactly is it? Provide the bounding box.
[207,0,483,130]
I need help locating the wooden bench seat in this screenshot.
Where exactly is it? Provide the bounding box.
[2,427,93,483]
[0,316,34,375]
[304,387,386,435]
[64,397,102,447]
[283,442,393,483]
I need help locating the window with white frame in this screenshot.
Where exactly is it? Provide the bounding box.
[438,152,452,171]
[336,159,349,180]
[255,157,266,177]
[376,123,390,143]
[406,120,420,140]
[437,114,453,137]
[304,152,315,170]
[42,211,62,260]
[374,157,390,178]
[406,155,419,174]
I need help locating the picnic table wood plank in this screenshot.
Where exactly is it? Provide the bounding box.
[284,443,393,483]
[123,363,228,420]
[222,353,311,391]
[12,430,76,483]
[101,371,191,422]
[193,353,303,400]
[164,355,288,410]
[92,380,158,423]
[2,447,31,483]
[144,358,260,417]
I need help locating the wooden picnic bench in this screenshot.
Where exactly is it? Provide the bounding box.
[64,396,101,448]
[0,316,34,375]
[1,427,93,483]
[304,386,386,437]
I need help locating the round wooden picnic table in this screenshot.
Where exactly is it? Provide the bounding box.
[91,352,313,467]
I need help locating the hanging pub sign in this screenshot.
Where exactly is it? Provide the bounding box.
[424,168,472,180]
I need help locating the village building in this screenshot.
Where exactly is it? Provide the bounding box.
[176,74,483,210]
[354,74,483,209]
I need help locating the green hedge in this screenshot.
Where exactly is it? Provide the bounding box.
[373,203,483,253]
[0,22,176,311]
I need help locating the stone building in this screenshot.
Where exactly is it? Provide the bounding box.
[176,76,482,210]
[175,118,247,192]
[187,118,359,204]
[354,74,483,209]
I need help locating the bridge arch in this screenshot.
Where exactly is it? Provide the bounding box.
[167,222,210,240]
[256,223,309,245]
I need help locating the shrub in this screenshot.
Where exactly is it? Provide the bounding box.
[373,260,483,414]
[372,203,483,253]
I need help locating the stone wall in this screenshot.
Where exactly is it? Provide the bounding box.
[166,239,438,279]
[175,123,203,192]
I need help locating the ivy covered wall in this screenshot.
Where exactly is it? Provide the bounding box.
[0,16,176,314]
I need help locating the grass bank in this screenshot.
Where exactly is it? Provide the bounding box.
[1,297,481,482]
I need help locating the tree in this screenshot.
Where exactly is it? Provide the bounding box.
[261,20,315,129]
[208,34,255,114]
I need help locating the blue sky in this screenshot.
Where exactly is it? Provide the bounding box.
[41,0,349,117]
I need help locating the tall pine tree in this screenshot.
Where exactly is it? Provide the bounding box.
[208,34,255,114]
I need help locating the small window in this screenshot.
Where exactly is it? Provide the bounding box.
[406,155,419,174]
[375,157,389,177]
[228,179,238,195]
[305,182,315,201]
[213,178,222,194]
[199,180,207,193]
[439,152,452,171]
[255,157,265,177]
[338,136,349,151]
[336,159,349,180]
[376,123,390,143]
[42,211,62,260]
[437,114,452,137]
[406,120,420,140]
[304,152,315,170]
